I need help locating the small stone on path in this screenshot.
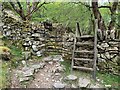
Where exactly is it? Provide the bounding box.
[53,82,65,89]
[42,56,53,62]
[19,77,31,82]
[66,75,77,81]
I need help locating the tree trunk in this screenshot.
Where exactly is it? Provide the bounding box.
[108,2,118,30]
[92,1,106,40]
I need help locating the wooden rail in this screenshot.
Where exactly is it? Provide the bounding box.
[93,19,98,80]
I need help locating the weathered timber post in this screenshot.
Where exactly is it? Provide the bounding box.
[76,22,81,37]
[93,19,98,80]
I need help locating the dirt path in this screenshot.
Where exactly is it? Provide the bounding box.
[27,63,62,88]
[10,60,64,88]
[11,69,21,88]
[10,56,104,88]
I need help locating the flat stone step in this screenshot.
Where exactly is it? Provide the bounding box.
[66,75,77,81]
[74,50,94,54]
[46,49,62,52]
[46,40,63,42]
[73,66,93,71]
[74,58,93,61]
[46,44,62,47]
[46,47,62,50]
[77,35,94,39]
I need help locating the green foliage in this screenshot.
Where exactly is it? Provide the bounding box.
[99,8,111,26]
[32,2,92,33]
[2,37,22,68]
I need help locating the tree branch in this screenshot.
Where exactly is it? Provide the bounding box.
[25,2,48,18]
[108,1,118,30]
[98,6,111,9]
[9,2,26,20]
[16,0,22,10]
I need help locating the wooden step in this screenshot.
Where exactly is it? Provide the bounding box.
[46,44,62,47]
[46,40,62,42]
[49,36,62,38]
[73,66,93,71]
[74,58,93,61]
[46,47,62,50]
[77,35,94,39]
[76,42,93,46]
[74,50,94,54]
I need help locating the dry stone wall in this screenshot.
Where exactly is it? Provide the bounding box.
[1,9,120,75]
[1,9,47,60]
[1,9,67,60]
[97,40,120,75]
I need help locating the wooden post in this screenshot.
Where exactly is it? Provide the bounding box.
[93,19,98,80]
[76,22,81,37]
[71,36,76,73]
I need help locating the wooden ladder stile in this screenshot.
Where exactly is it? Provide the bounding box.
[71,20,98,80]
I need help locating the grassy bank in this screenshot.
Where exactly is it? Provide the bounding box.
[61,60,119,88]
[0,61,11,88]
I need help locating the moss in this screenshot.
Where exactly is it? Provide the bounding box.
[0,46,11,54]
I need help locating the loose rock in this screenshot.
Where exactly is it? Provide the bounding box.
[53,82,65,89]
[78,78,90,87]
[65,75,77,81]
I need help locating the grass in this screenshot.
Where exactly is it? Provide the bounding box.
[10,45,22,58]
[1,36,119,88]
[9,45,22,68]
[61,59,119,88]
[0,62,11,89]
[0,37,23,88]
[61,59,71,75]
[97,72,120,88]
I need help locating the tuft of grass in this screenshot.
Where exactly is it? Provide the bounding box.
[61,60,71,75]
[9,45,23,68]
[10,45,22,58]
